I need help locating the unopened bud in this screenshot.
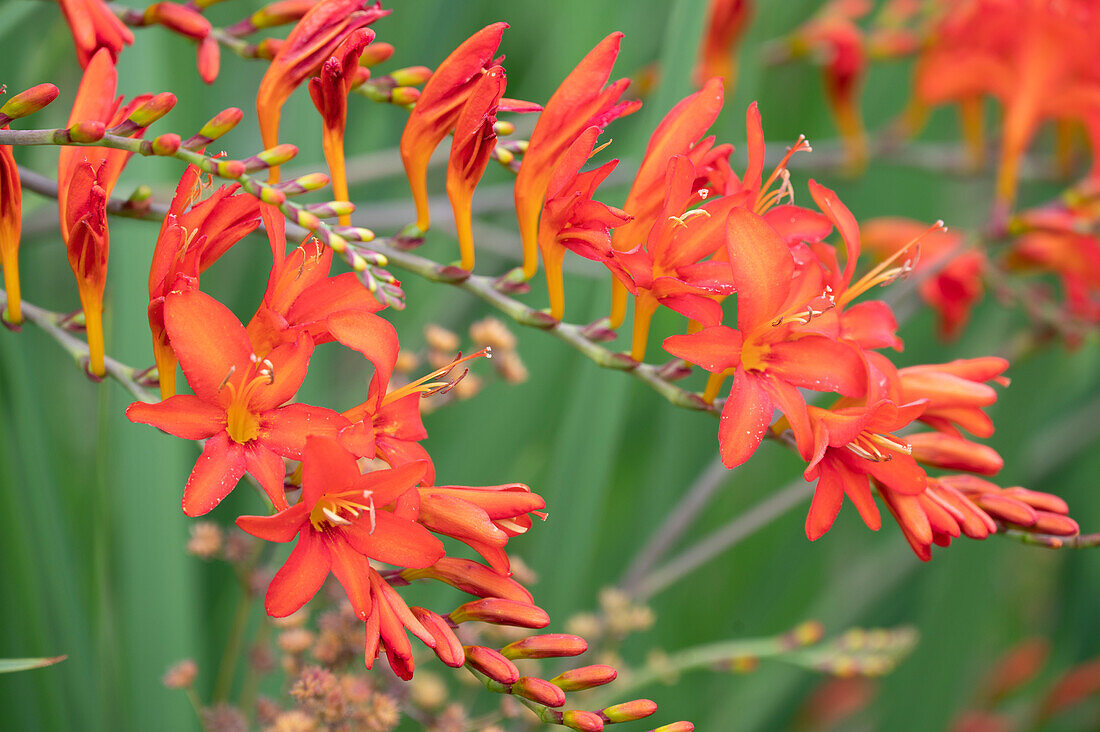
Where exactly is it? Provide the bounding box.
[464,645,520,684]
[403,557,532,603]
[213,158,246,180]
[123,185,153,213]
[237,0,314,33]
[494,120,515,136]
[389,66,432,86]
[410,607,465,668]
[562,710,605,731]
[359,42,394,67]
[450,598,550,629]
[1030,512,1079,536]
[197,37,220,84]
[0,83,60,122]
[255,38,284,60]
[791,620,825,646]
[243,143,298,172]
[127,92,177,131]
[512,677,566,707]
[601,699,657,723]
[501,634,588,660]
[68,120,105,143]
[495,147,515,166]
[331,225,375,242]
[185,107,243,149]
[391,87,420,107]
[551,665,618,692]
[650,722,695,732]
[152,133,181,156]
[909,433,1003,475]
[144,2,211,39]
[162,659,198,689]
[277,172,330,195]
[304,200,354,218]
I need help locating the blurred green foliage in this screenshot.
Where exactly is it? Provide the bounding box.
[1,0,1099,730]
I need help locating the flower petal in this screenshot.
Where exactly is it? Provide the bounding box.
[356,461,428,507]
[165,289,253,403]
[182,433,246,516]
[726,207,795,331]
[250,333,314,412]
[236,503,309,542]
[767,336,867,397]
[245,444,289,510]
[663,325,742,373]
[265,529,332,617]
[126,395,224,439]
[300,435,360,505]
[718,369,773,468]
[260,403,349,459]
[343,511,445,568]
[327,535,374,619]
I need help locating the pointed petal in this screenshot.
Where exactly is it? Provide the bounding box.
[718,369,773,468]
[236,502,309,542]
[265,529,331,617]
[356,461,428,507]
[767,336,867,397]
[250,334,314,412]
[343,512,445,568]
[126,395,224,439]
[245,445,289,510]
[328,535,374,619]
[300,435,359,505]
[182,433,246,516]
[806,460,845,540]
[260,403,349,459]
[165,289,253,403]
[325,310,398,410]
[726,208,794,331]
[662,325,742,373]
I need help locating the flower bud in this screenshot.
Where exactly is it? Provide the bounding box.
[551,665,617,692]
[389,66,432,86]
[0,83,60,123]
[464,645,520,684]
[184,107,244,149]
[232,0,314,33]
[1029,512,1079,536]
[562,710,605,731]
[304,200,355,218]
[243,143,299,172]
[277,172,330,195]
[972,493,1037,526]
[68,120,105,143]
[600,699,657,723]
[650,723,695,732]
[450,598,550,629]
[410,607,464,668]
[392,87,421,107]
[331,225,375,242]
[151,133,182,156]
[494,120,515,136]
[255,38,284,60]
[144,2,211,39]
[908,432,1004,475]
[197,37,220,84]
[212,159,246,180]
[1001,487,1069,515]
[403,557,533,603]
[512,676,567,707]
[501,634,588,660]
[359,42,394,67]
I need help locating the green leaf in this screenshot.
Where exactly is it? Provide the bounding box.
[0,656,67,674]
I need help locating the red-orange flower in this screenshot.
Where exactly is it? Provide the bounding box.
[446,65,508,271]
[308,28,375,225]
[256,0,388,180]
[127,289,349,516]
[664,208,867,467]
[236,437,444,677]
[608,78,725,328]
[514,32,641,279]
[148,166,262,398]
[537,126,631,320]
[0,140,21,325]
[57,0,133,67]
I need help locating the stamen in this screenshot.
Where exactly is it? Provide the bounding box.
[698,188,710,200]
[380,348,492,407]
[321,507,351,526]
[667,209,711,228]
[839,219,944,308]
[755,135,811,213]
[218,365,236,391]
[363,490,377,535]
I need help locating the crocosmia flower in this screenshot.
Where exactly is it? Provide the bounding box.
[57,0,133,67]
[127,288,349,516]
[0,141,22,325]
[514,32,641,279]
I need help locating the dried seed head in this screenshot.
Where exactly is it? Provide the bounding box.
[469,316,517,352]
[424,323,461,353]
[278,628,316,655]
[496,349,529,384]
[186,521,223,558]
[162,659,198,689]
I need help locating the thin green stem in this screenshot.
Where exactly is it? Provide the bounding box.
[212,587,253,704]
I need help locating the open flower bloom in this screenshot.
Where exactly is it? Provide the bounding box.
[256,0,388,181]
[401,23,540,233]
[608,78,725,327]
[537,126,631,320]
[862,217,986,340]
[514,32,640,279]
[57,0,133,67]
[696,0,753,88]
[608,155,738,360]
[127,288,350,515]
[148,166,262,398]
[445,65,507,271]
[664,208,867,468]
[0,141,21,325]
[308,28,375,225]
[236,437,444,677]
[59,48,152,377]
[246,207,396,414]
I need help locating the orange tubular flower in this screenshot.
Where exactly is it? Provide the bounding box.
[57,0,134,67]
[663,208,867,468]
[256,0,388,181]
[514,32,641,279]
[308,28,375,225]
[862,217,986,340]
[537,126,631,320]
[59,49,153,377]
[696,0,753,89]
[0,142,21,325]
[400,23,538,234]
[897,357,1009,439]
[127,289,350,516]
[148,166,262,398]
[247,208,397,412]
[609,155,738,361]
[236,437,445,678]
[446,65,508,271]
[609,78,725,328]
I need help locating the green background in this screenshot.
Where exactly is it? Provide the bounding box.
[1,0,1098,729]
